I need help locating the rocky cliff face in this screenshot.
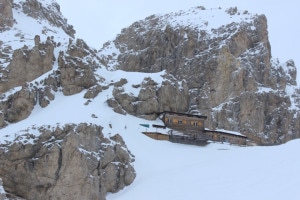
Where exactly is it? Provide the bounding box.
[0,36,55,93]
[100,6,300,144]
[0,0,103,127]
[0,123,136,200]
[0,0,13,31]
[108,75,189,119]
[58,38,99,96]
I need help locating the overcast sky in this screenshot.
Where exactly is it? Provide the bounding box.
[57,0,299,75]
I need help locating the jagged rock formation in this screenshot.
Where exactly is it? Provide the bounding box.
[21,0,75,37]
[0,0,68,127]
[0,0,104,127]
[108,75,189,119]
[0,86,36,124]
[58,38,99,96]
[0,36,55,93]
[0,123,136,200]
[0,35,103,127]
[0,0,13,31]
[100,7,300,144]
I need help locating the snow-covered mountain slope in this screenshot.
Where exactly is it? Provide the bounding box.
[109,139,300,200]
[0,67,299,200]
[0,1,300,199]
[0,0,73,67]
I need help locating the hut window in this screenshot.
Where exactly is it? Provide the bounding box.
[198,121,202,127]
[193,122,198,127]
[167,118,172,124]
[178,120,183,125]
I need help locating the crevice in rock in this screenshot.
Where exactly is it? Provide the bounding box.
[55,147,62,180]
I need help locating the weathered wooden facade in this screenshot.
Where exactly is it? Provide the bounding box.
[142,132,169,141]
[204,130,247,145]
[162,111,207,137]
[161,111,248,146]
[169,131,208,146]
[142,123,208,146]
[142,131,208,146]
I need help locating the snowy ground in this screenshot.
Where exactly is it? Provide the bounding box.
[0,69,299,200]
[108,139,300,200]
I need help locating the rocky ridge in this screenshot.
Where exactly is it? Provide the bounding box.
[0,0,103,127]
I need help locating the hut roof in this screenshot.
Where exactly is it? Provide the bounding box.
[163,111,207,119]
[205,129,247,139]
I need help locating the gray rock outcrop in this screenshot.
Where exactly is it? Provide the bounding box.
[109,75,189,119]
[0,37,55,93]
[0,0,13,31]
[0,35,57,127]
[21,0,75,37]
[0,123,136,200]
[0,86,36,123]
[58,39,99,96]
[0,33,104,127]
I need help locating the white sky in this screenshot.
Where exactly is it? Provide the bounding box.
[57,0,300,77]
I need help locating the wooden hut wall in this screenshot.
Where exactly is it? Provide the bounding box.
[164,114,205,132]
[204,130,247,145]
[143,132,169,141]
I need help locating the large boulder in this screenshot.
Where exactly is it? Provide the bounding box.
[0,86,36,126]
[0,123,136,200]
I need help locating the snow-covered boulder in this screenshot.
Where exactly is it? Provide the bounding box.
[0,123,136,200]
